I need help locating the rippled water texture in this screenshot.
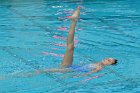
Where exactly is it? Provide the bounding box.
[0,0,140,93]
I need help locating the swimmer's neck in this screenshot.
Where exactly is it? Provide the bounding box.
[101,61,109,66]
[101,62,106,67]
[92,62,107,67]
[91,61,109,67]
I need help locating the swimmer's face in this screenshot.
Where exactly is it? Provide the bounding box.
[103,58,117,65]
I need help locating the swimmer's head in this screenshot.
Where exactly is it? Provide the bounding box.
[102,58,118,65]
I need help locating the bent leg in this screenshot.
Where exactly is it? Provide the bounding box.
[61,7,80,67]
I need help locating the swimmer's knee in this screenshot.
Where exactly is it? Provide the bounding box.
[67,43,74,51]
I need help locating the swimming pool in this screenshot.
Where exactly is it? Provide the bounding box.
[0,0,140,93]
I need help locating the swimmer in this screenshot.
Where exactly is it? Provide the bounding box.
[0,6,118,79]
[33,6,118,77]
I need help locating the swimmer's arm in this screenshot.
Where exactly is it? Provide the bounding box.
[74,68,102,78]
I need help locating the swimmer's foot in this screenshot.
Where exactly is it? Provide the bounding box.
[70,6,80,22]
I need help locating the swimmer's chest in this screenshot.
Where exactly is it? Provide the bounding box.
[71,63,98,72]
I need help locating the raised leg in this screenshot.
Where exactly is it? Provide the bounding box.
[61,6,80,67]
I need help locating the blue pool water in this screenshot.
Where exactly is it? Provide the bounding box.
[0,0,140,93]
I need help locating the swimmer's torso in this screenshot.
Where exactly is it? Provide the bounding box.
[68,62,103,72]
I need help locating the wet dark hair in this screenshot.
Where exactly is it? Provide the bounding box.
[111,59,118,65]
